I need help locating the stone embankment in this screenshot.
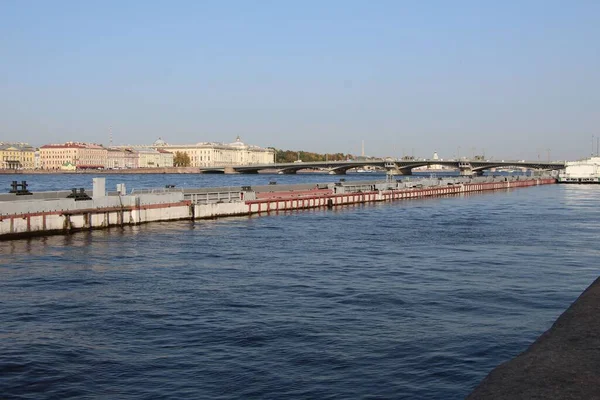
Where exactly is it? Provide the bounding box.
[467,277,600,400]
[0,167,200,174]
[0,176,555,240]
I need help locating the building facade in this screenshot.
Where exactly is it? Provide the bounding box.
[40,142,108,170]
[151,136,274,167]
[0,142,35,169]
[106,148,139,169]
[136,148,174,168]
[36,137,272,170]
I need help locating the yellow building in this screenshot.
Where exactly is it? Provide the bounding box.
[136,148,174,168]
[151,136,274,167]
[40,142,108,170]
[0,142,35,169]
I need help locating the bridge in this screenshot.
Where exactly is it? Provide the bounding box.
[199,159,565,176]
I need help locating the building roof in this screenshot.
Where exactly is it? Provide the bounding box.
[136,148,160,154]
[116,138,273,152]
[153,137,168,146]
[0,142,34,151]
[41,142,105,149]
[229,136,246,147]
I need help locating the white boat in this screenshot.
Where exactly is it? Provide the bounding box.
[558,157,600,183]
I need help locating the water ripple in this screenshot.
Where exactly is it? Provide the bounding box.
[1,184,599,399]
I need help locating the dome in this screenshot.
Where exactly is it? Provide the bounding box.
[153,137,167,146]
[230,136,246,147]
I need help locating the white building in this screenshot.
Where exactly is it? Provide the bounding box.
[136,148,174,168]
[106,148,139,169]
[151,136,274,167]
[116,137,274,168]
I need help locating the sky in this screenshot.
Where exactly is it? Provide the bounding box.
[1,0,598,160]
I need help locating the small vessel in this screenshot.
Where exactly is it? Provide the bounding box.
[558,157,600,183]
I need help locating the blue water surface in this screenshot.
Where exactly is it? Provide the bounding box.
[0,180,598,399]
[0,170,492,192]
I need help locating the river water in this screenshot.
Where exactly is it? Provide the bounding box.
[0,174,598,399]
[0,171,529,192]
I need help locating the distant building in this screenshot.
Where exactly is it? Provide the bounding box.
[106,148,139,169]
[37,136,272,169]
[429,151,444,170]
[148,136,274,167]
[0,142,35,169]
[40,142,108,170]
[158,149,174,167]
[413,151,450,172]
[136,148,173,168]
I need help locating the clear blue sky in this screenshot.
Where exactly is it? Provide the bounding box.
[1,0,598,160]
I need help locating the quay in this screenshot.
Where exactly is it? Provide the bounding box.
[468,276,600,399]
[0,175,556,240]
[0,167,200,175]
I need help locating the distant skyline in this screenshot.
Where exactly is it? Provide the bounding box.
[1,1,599,160]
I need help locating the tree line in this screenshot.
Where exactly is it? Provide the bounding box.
[271,149,354,163]
[173,149,355,166]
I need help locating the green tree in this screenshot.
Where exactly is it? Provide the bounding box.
[173,151,191,167]
[272,148,354,163]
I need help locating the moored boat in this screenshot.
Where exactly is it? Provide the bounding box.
[558,157,600,183]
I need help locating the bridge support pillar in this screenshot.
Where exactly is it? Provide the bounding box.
[278,169,297,175]
[328,169,347,175]
[224,166,239,174]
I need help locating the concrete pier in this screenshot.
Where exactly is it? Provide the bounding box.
[0,192,192,240]
[468,277,600,400]
[0,176,556,240]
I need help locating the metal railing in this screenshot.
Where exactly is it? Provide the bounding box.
[129,187,184,195]
[186,191,242,205]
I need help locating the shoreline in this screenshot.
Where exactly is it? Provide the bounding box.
[467,276,600,399]
[0,167,200,174]
[0,168,331,175]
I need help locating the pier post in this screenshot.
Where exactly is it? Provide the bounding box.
[92,178,106,199]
